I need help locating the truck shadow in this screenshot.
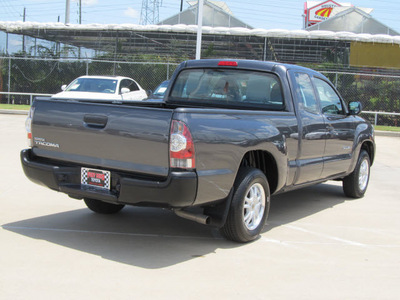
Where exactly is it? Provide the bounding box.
[265,182,350,232]
[2,182,352,269]
[2,206,231,269]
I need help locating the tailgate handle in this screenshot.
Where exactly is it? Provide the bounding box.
[83,114,108,128]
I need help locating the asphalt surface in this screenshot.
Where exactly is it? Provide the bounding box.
[1,114,400,300]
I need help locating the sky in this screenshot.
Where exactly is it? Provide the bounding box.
[0,0,400,33]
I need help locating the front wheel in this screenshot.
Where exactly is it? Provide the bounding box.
[343,150,371,198]
[84,198,125,214]
[220,168,270,243]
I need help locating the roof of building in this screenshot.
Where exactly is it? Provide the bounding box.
[1,11,400,65]
[1,21,399,45]
[158,0,252,28]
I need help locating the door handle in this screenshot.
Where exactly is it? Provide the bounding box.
[83,114,108,128]
[305,132,326,140]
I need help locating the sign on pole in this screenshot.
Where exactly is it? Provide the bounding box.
[304,0,345,28]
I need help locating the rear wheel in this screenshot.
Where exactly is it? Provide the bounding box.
[84,198,125,214]
[220,168,270,243]
[343,150,371,198]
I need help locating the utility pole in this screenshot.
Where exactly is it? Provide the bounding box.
[79,0,82,24]
[195,0,204,60]
[65,0,70,24]
[22,7,26,53]
[78,0,82,59]
[140,0,161,25]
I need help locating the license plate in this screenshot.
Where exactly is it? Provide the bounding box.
[81,168,111,190]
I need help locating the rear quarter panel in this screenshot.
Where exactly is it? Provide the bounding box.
[173,109,299,205]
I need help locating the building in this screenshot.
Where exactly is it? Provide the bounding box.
[159,0,252,28]
[305,4,400,68]
[0,1,399,69]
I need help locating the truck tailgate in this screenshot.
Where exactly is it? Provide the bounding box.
[31,99,173,177]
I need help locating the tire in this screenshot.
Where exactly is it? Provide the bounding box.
[343,150,371,198]
[84,198,125,214]
[220,168,270,243]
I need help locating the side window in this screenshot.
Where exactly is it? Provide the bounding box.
[293,73,319,114]
[129,80,139,91]
[119,79,139,93]
[314,78,344,115]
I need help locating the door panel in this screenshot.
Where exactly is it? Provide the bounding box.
[313,77,356,177]
[322,115,355,177]
[290,72,326,184]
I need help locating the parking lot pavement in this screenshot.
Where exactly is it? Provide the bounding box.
[1,114,400,300]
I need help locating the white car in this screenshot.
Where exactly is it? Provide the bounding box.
[52,76,148,101]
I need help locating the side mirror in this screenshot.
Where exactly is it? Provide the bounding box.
[348,101,362,115]
[121,87,130,94]
[61,84,67,91]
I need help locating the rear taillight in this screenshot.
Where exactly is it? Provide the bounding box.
[26,106,34,147]
[170,120,195,169]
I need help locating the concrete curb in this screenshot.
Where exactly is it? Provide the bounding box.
[374,130,400,137]
[0,109,28,115]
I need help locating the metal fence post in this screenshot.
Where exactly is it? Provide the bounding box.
[263,37,267,61]
[7,57,11,104]
[335,72,338,88]
[167,62,170,80]
[86,60,89,75]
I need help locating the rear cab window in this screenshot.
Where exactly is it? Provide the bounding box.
[169,68,285,110]
[292,72,319,114]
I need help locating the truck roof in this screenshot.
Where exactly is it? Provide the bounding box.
[181,59,322,76]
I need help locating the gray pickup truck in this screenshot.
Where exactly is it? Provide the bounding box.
[21,59,375,243]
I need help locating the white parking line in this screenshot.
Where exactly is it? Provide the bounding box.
[283,224,367,247]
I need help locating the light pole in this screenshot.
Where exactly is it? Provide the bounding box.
[65,0,70,24]
[195,0,204,60]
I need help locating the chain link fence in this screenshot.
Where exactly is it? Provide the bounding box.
[0,57,177,105]
[1,56,400,127]
[321,71,400,127]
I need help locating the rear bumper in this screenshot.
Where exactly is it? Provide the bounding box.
[21,149,197,208]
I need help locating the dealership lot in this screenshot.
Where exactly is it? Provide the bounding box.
[1,114,400,300]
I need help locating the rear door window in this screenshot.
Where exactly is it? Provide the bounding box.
[314,78,344,115]
[170,69,284,110]
[119,79,139,93]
